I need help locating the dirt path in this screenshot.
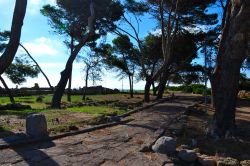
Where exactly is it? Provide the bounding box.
[0,97,198,166]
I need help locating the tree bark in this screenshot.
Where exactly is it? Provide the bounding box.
[152,82,158,96]
[0,0,27,75]
[67,36,74,102]
[132,76,134,97]
[67,70,72,102]
[211,0,250,137]
[82,67,89,101]
[144,78,152,102]
[128,75,134,98]
[51,36,90,108]
[51,0,95,108]
[157,69,169,99]
[0,76,15,104]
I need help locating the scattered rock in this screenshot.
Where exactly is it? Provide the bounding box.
[164,163,175,166]
[240,160,250,166]
[178,115,188,120]
[108,115,121,122]
[217,157,239,166]
[198,155,216,166]
[168,123,184,131]
[152,136,176,155]
[193,148,200,153]
[180,144,190,149]
[26,113,48,137]
[87,115,110,125]
[178,149,197,162]
[139,144,151,152]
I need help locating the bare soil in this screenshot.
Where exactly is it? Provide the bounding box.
[176,98,250,161]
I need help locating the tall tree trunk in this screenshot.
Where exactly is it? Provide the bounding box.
[132,76,134,98]
[210,0,249,137]
[82,67,89,100]
[51,36,89,108]
[67,37,74,102]
[19,43,53,91]
[0,0,27,75]
[144,77,152,102]
[0,76,15,104]
[152,82,158,96]
[67,72,72,102]
[128,75,133,98]
[51,0,95,108]
[157,69,169,99]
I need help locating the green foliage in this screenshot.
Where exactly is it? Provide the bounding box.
[143,34,163,67]
[0,125,11,132]
[67,106,126,116]
[41,0,123,42]
[167,84,211,95]
[4,56,40,85]
[0,109,49,117]
[239,73,250,91]
[0,30,10,53]
[148,0,218,28]
[169,64,203,85]
[124,0,149,14]
[97,35,139,79]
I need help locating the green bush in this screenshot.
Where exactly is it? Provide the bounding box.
[167,84,211,95]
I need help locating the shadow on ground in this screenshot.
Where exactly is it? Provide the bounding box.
[177,104,250,161]
[1,131,59,165]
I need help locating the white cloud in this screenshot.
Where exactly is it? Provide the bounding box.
[20,37,63,57]
[39,62,83,69]
[28,0,56,15]
[150,28,161,36]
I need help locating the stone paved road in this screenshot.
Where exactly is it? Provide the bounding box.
[0,96,198,166]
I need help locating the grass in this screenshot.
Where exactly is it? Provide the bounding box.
[0,109,49,117]
[0,125,11,132]
[67,106,127,116]
[0,94,143,137]
[0,105,128,137]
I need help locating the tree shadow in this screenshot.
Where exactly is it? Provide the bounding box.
[237,98,250,107]
[1,132,59,165]
[122,123,157,131]
[177,106,250,161]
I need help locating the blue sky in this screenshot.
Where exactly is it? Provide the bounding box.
[1,1,248,90]
[0,0,157,90]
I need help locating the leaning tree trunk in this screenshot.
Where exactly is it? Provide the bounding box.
[128,75,134,98]
[0,0,27,75]
[51,37,89,108]
[157,69,170,99]
[0,76,15,104]
[19,43,53,91]
[51,1,95,108]
[144,77,152,102]
[67,71,72,102]
[82,67,89,101]
[152,82,158,96]
[210,0,250,137]
[67,37,74,102]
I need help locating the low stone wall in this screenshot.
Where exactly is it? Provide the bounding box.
[0,86,119,97]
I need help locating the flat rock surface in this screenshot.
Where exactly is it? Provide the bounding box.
[0,96,198,166]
